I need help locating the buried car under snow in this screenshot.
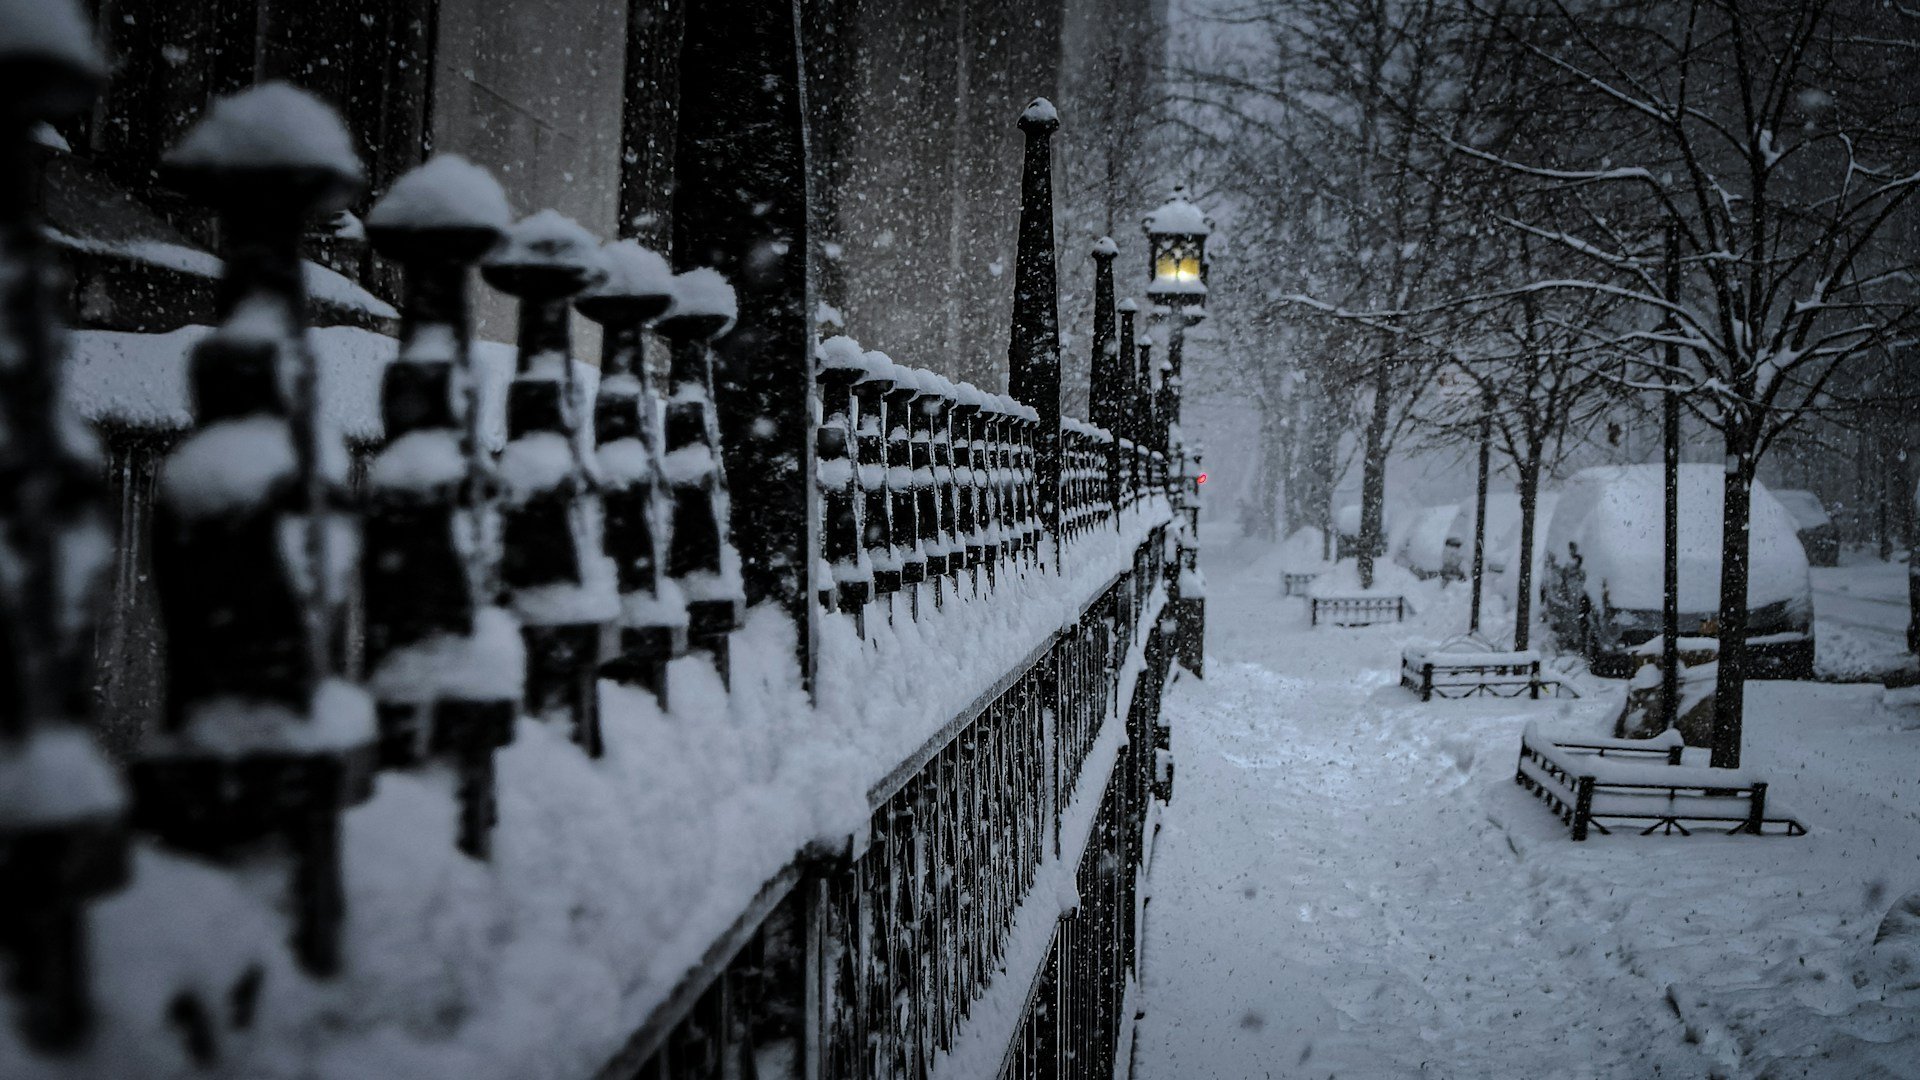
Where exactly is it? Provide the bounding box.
[1541,465,1813,678]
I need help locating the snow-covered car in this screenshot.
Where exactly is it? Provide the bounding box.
[1489,492,1558,596]
[1541,465,1813,678]
[1395,504,1462,579]
[1771,488,1838,567]
[1442,493,1520,579]
[1332,501,1403,560]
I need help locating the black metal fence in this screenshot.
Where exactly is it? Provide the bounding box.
[1,22,1201,1079]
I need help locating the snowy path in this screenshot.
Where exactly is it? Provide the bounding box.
[1132,531,1920,1080]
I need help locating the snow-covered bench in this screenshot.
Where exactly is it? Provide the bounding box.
[1309,594,1405,627]
[1281,570,1318,597]
[1400,647,1543,701]
[1515,723,1806,840]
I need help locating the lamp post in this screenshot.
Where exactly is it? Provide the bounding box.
[1144,186,1213,678]
[1143,186,1212,453]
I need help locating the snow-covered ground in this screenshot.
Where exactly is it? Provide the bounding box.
[1813,551,1916,682]
[1133,529,1920,1079]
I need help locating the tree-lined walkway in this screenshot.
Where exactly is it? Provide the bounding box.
[1130,533,1717,1078]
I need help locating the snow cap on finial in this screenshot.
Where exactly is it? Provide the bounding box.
[166,82,364,204]
[1144,185,1212,237]
[368,155,511,233]
[663,268,738,338]
[1019,97,1059,133]
[0,0,105,119]
[589,240,675,302]
[1091,236,1119,258]
[1117,297,1139,313]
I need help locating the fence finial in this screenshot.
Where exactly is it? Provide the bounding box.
[0,0,128,1047]
[364,154,520,858]
[133,81,376,977]
[483,211,616,756]
[577,241,687,708]
[655,269,746,682]
[1117,299,1141,497]
[1090,240,1125,524]
[1009,99,1063,554]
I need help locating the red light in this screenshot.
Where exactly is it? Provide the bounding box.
[1195,472,1208,485]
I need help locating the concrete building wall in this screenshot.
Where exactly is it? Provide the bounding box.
[815,0,1160,392]
[430,0,632,348]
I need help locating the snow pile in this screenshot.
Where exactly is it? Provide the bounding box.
[1276,525,1328,568]
[1307,556,1420,599]
[1394,503,1460,575]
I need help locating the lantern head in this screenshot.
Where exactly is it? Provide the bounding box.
[1143,185,1212,308]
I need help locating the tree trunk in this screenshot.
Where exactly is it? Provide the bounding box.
[1356,361,1393,589]
[1513,459,1540,651]
[1712,449,1756,769]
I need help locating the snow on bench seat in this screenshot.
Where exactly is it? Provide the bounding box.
[1515,721,1805,840]
[1400,648,1543,701]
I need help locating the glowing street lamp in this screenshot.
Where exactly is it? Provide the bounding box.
[1144,184,1212,309]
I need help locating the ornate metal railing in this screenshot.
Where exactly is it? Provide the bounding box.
[1,16,1202,1080]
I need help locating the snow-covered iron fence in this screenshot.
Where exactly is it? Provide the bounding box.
[4,30,1197,1080]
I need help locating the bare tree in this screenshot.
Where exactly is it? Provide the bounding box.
[1447,0,1920,764]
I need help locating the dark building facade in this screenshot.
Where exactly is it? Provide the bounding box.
[59,0,1161,380]
[52,0,1163,753]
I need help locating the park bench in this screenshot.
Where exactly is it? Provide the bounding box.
[1401,647,1544,701]
[1515,722,1806,840]
[1281,570,1319,597]
[1309,594,1406,626]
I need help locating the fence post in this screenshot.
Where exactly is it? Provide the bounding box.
[482,211,615,754]
[816,337,872,630]
[132,83,379,976]
[1089,237,1126,530]
[673,0,817,693]
[854,363,899,608]
[1572,776,1596,841]
[1745,782,1767,835]
[363,155,520,858]
[883,372,926,614]
[656,271,748,683]
[0,15,130,1047]
[577,241,688,709]
[930,378,963,594]
[953,386,987,589]
[1116,298,1141,500]
[1008,99,1063,562]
